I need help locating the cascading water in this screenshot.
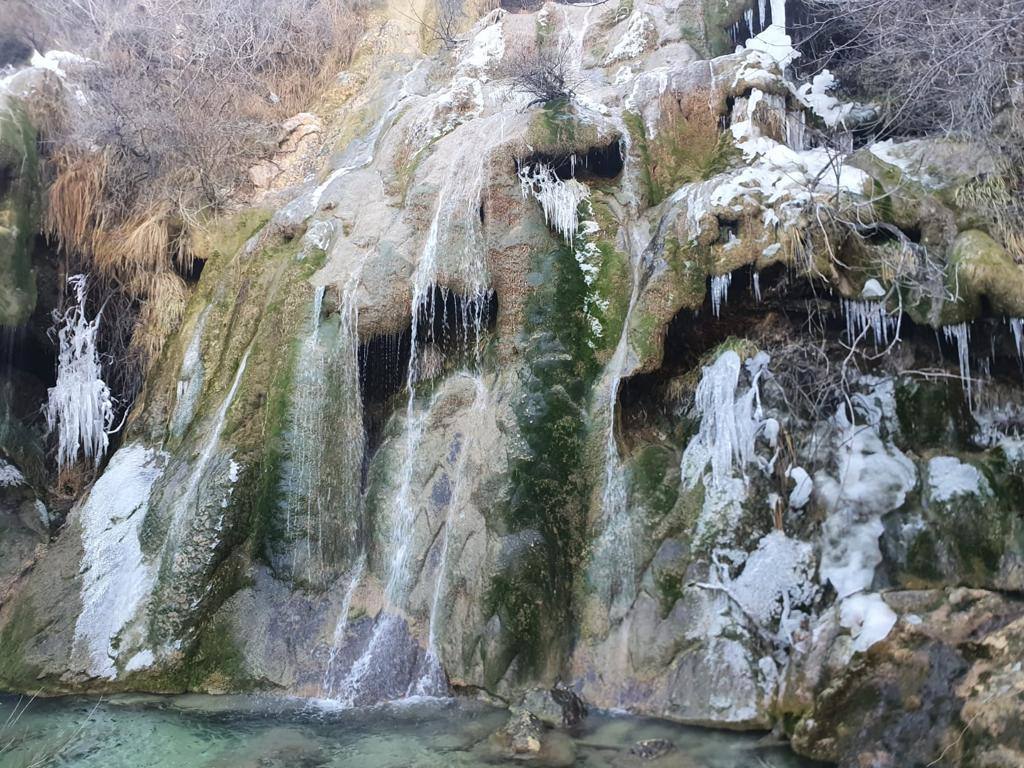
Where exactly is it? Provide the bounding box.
[338,117,501,705]
[415,374,488,696]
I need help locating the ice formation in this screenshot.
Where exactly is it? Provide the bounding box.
[681,350,771,489]
[518,162,590,244]
[942,323,973,405]
[0,459,25,487]
[710,273,732,317]
[1010,318,1023,363]
[72,443,165,678]
[927,456,991,503]
[841,298,898,347]
[786,466,812,509]
[817,380,914,652]
[45,275,115,471]
[728,531,817,628]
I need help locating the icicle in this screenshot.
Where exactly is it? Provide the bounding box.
[518,162,589,245]
[943,322,973,406]
[45,274,115,471]
[744,8,755,36]
[1010,318,1024,363]
[759,0,768,29]
[710,273,732,317]
[841,299,898,348]
[680,350,770,490]
[752,272,762,303]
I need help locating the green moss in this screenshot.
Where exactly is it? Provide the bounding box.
[0,598,41,689]
[193,208,272,262]
[629,444,680,520]
[0,101,40,326]
[489,238,602,681]
[527,100,601,155]
[894,377,972,452]
[623,110,738,207]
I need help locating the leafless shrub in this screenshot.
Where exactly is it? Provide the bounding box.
[797,0,1024,140]
[503,40,583,107]
[19,0,374,411]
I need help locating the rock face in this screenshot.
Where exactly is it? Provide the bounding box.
[2,1,1024,766]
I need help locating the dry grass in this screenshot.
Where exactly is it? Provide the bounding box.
[128,271,190,373]
[45,150,107,257]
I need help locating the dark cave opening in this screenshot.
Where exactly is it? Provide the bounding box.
[617,264,1024,446]
[358,286,498,469]
[523,139,625,182]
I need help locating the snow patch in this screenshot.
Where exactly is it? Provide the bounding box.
[73,443,165,679]
[927,456,990,502]
[0,460,25,487]
[795,70,853,128]
[840,593,897,652]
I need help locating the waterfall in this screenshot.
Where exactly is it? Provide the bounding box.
[285,287,331,585]
[162,349,250,581]
[591,237,646,619]
[338,117,501,705]
[321,553,366,698]
[415,375,488,695]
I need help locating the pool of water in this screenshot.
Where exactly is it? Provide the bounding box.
[0,694,819,768]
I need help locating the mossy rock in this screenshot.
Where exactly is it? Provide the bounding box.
[0,100,40,326]
[947,229,1024,320]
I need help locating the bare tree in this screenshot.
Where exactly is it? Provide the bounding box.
[503,40,583,107]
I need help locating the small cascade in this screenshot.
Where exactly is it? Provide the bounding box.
[591,234,646,619]
[166,348,250,551]
[285,287,331,585]
[416,375,488,696]
[942,322,973,407]
[710,273,732,318]
[339,117,501,705]
[841,299,899,347]
[321,554,366,699]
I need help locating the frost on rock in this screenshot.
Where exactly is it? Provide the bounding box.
[816,379,914,653]
[45,275,116,471]
[605,12,654,65]
[518,162,590,244]
[840,593,897,652]
[728,531,817,628]
[795,70,854,128]
[927,456,991,503]
[72,443,165,679]
[0,459,25,487]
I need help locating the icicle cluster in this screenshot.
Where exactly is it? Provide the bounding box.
[518,162,589,244]
[710,273,732,317]
[943,322,973,406]
[1010,318,1024,363]
[841,299,898,347]
[45,275,115,471]
[681,350,770,490]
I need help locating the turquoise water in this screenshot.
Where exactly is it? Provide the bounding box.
[0,694,818,767]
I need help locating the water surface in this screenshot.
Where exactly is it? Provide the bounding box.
[0,694,819,767]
